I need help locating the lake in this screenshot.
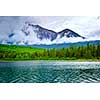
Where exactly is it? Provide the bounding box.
[0,61,100,83]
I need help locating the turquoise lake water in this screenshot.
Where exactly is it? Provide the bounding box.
[0,61,100,83]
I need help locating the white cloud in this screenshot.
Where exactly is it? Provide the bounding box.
[0,16,100,44]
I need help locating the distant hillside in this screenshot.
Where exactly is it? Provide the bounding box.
[0,44,44,60]
[30,40,100,49]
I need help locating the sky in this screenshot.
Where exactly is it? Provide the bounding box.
[0,16,100,42]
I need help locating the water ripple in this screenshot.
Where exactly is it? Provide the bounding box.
[0,61,100,83]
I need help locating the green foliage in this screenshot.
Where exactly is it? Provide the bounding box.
[0,43,100,60]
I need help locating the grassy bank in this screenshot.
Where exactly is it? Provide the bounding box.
[0,57,77,61]
[0,58,100,62]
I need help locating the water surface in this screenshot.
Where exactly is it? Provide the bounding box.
[0,61,100,83]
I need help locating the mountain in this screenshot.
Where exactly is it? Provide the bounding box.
[1,22,86,45]
[58,29,85,39]
[21,22,57,41]
[21,22,85,41]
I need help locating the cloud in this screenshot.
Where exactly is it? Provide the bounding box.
[0,16,100,44]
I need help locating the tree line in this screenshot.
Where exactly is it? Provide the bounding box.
[0,43,100,60]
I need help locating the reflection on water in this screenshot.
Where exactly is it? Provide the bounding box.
[0,61,100,83]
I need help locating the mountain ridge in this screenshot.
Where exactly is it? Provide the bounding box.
[1,22,86,45]
[30,40,100,49]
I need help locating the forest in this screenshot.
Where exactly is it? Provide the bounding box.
[0,43,100,60]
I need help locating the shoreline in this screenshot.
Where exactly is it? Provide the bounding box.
[0,59,100,62]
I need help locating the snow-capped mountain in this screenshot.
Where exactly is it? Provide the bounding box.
[21,22,57,41]
[1,22,86,45]
[1,16,100,45]
[58,29,85,39]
